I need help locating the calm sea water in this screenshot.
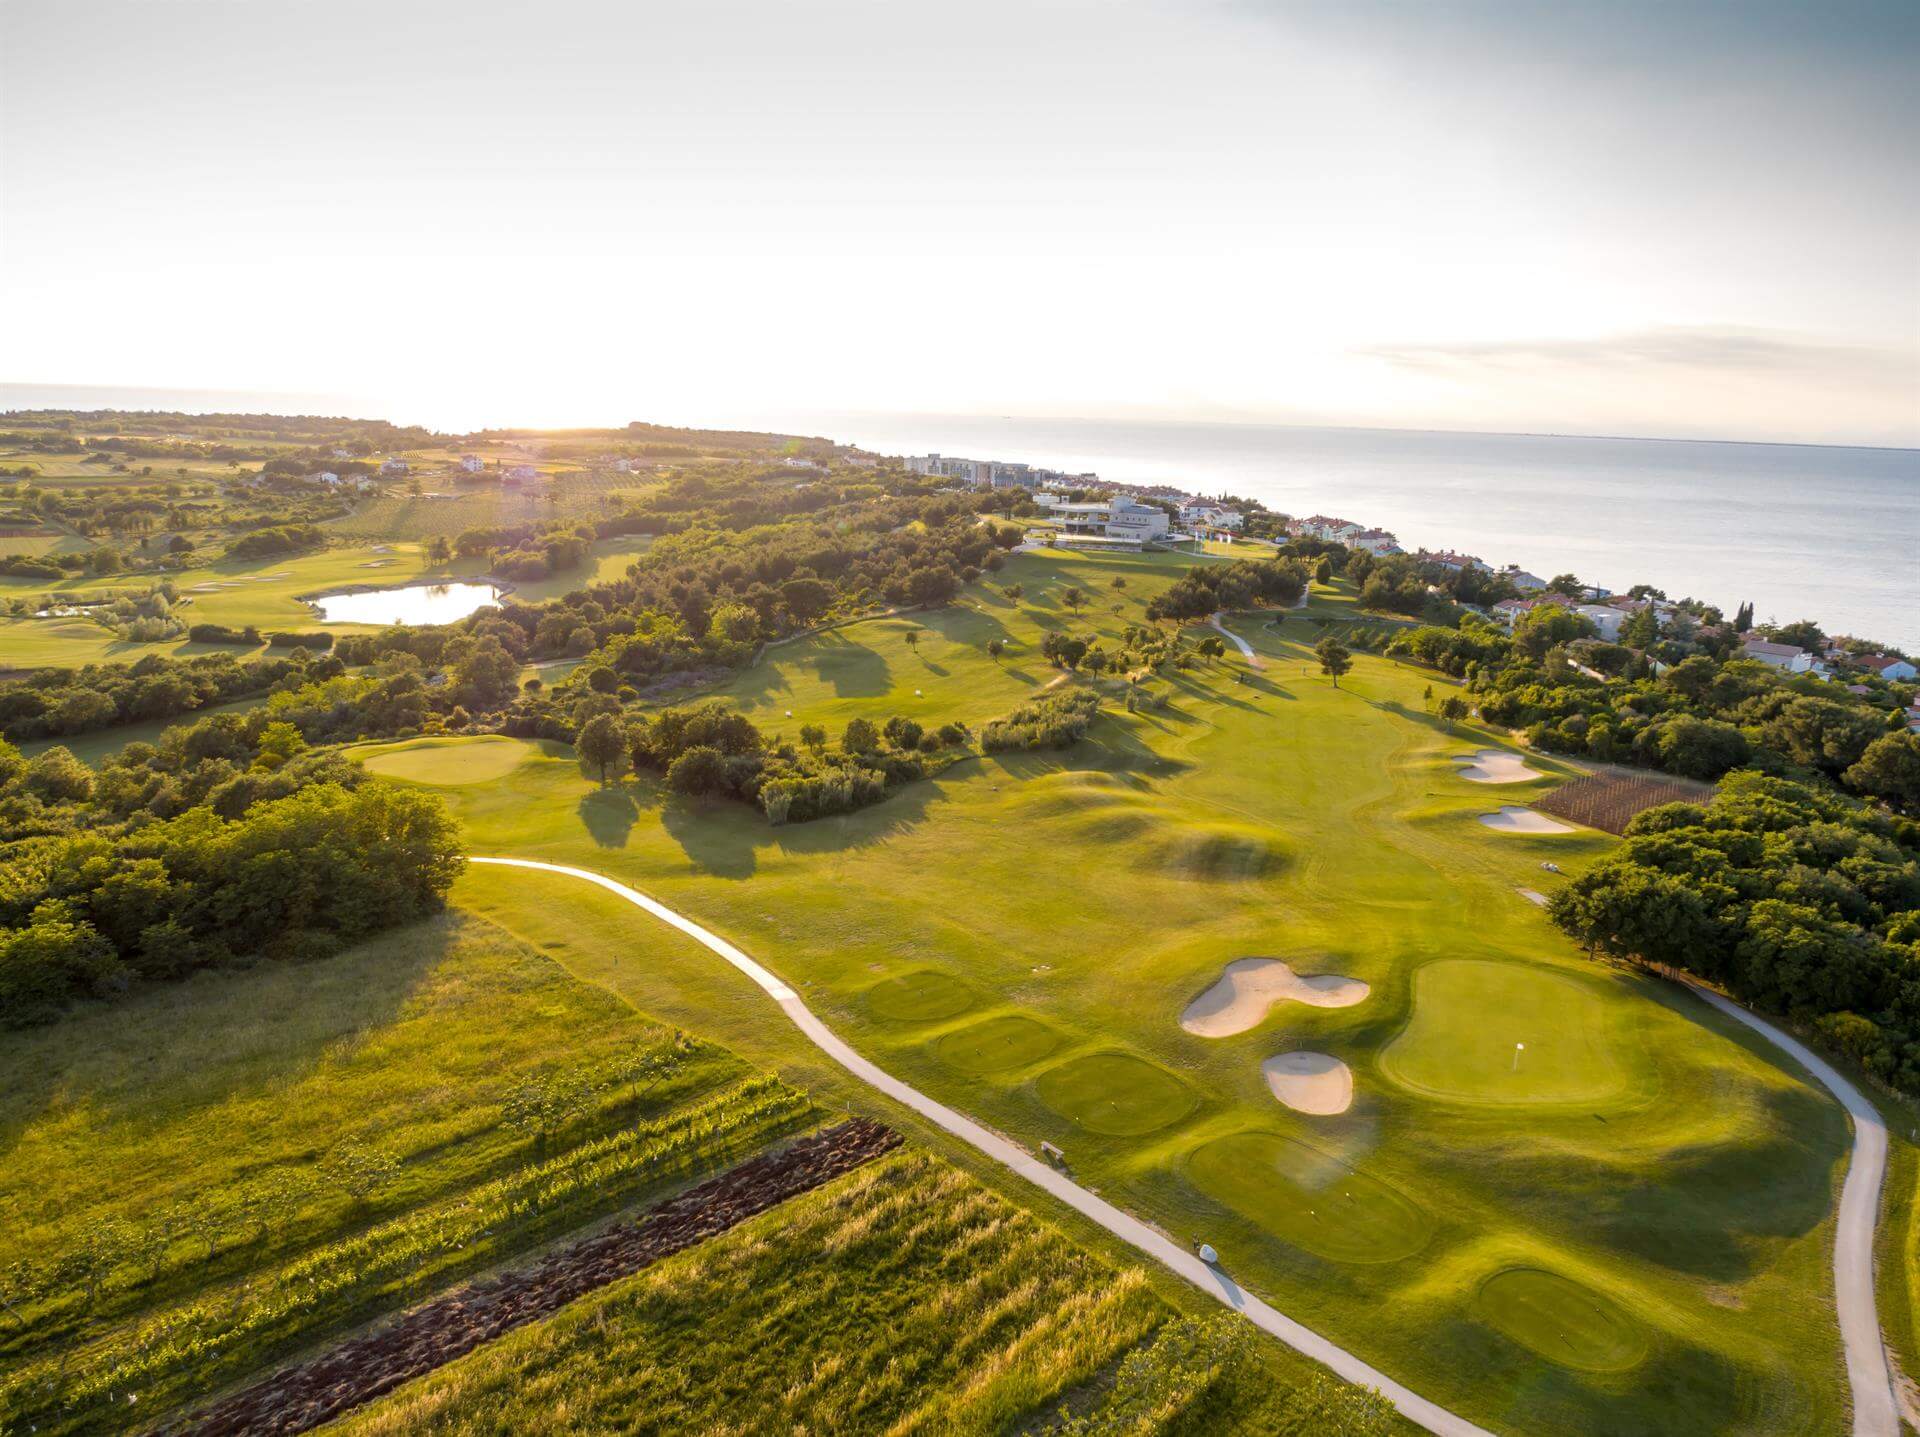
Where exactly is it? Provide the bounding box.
[829,415,1919,650]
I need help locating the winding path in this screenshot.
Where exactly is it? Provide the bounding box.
[1675,979,1897,1436]
[471,857,1896,1435]
[1208,614,1263,669]
[470,857,1491,1437]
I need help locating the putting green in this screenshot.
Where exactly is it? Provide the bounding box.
[1035,1052,1198,1136]
[1379,960,1637,1107]
[1474,1267,1651,1372]
[1187,1131,1432,1264]
[932,1014,1061,1074]
[866,969,976,1023]
[358,735,534,786]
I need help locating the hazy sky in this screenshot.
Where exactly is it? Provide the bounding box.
[3,0,1915,443]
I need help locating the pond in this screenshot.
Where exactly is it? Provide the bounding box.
[309,581,504,626]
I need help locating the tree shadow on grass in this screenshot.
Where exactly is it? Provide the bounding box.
[658,778,952,880]
[806,632,893,697]
[577,786,639,848]
[0,913,454,1166]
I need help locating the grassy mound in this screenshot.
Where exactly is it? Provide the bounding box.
[1036,1052,1198,1136]
[865,969,976,1023]
[932,1014,1061,1074]
[1474,1267,1651,1372]
[1147,823,1289,882]
[1379,960,1639,1107]
[1186,1131,1433,1264]
[358,735,535,785]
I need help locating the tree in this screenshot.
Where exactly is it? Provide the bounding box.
[665,744,728,796]
[1438,694,1469,730]
[986,638,1005,660]
[1546,572,1583,597]
[1061,586,1087,612]
[577,713,625,785]
[1846,732,1920,812]
[1197,634,1225,666]
[904,629,919,649]
[1002,583,1024,601]
[843,717,879,753]
[1314,556,1333,584]
[1733,600,1755,632]
[798,723,826,752]
[426,535,452,564]
[1315,637,1352,688]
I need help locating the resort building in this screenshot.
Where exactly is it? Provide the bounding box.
[459,455,485,473]
[379,458,410,475]
[1051,497,1171,543]
[1353,528,1402,556]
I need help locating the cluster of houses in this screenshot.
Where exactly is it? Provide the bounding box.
[1287,514,1403,556]
[906,452,1102,491]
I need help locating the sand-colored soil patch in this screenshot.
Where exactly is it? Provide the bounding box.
[1478,806,1574,834]
[1181,958,1369,1038]
[1453,747,1541,783]
[1517,888,1549,907]
[1262,1051,1353,1115]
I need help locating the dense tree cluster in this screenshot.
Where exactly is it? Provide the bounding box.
[1550,774,1920,1090]
[1143,557,1307,622]
[607,700,963,825]
[0,650,315,742]
[225,523,325,560]
[0,714,462,1025]
[982,690,1102,751]
[1381,606,1916,801]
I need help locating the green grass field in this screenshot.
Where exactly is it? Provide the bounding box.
[359,552,1857,1434]
[0,912,815,1435]
[329,1149,1167,1435]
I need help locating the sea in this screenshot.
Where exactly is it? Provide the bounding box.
[4,384,1913,649]
[824,414,1919,652]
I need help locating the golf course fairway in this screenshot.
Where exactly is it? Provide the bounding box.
[361,554,1861,1435]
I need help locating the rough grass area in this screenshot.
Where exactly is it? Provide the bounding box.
[329,1150,1167,1437]
[0,913,808,1436]
[1532,765,1714,834]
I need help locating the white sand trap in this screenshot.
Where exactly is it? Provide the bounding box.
[1263,1051,1353,1115]
[1517,888,1550,907]
[1453,748,1541,784]
[1181,958,1370,1037]
[1479,807,1574,835]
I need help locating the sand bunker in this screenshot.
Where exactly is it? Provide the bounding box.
[1262,1051,1353,1114]
[1479,807,1574,835]
[1453,748,1541,784]
[1517,888,1549,907]
[1181,958,1369,1038]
